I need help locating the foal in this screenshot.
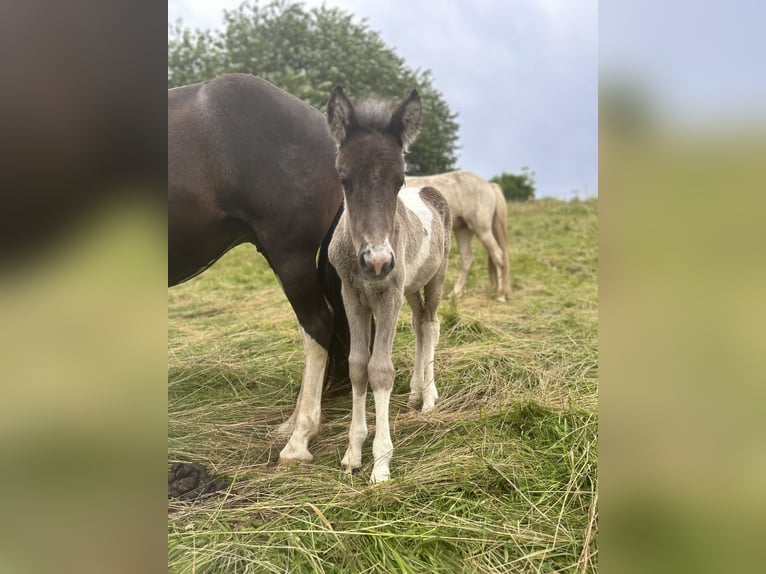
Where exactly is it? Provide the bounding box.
[327,86,451,483]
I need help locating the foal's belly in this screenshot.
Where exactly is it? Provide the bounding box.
[402,247,442,293]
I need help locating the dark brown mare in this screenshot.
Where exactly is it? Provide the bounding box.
[168,74,348,465]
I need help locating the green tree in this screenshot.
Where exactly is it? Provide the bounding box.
[491,167,536,201]
[168,0,459,175]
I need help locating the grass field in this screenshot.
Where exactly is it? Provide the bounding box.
[168,197,598,573]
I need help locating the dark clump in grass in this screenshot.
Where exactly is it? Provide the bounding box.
[168,198,598,573]
[168,462,230,500]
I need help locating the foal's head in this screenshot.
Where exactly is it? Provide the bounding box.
[327,86,422,280]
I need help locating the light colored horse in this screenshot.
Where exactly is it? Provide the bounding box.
[406,170,511,301]
[327,86,451,483]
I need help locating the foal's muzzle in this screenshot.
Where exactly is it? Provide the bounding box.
[359,243,395,279]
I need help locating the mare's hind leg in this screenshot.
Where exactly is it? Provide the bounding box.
[271,254,334,465]
[450,227,474,298]
[476,228,506,302]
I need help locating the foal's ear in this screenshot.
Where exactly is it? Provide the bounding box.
[327,85,356,144]
[389,89,422,150]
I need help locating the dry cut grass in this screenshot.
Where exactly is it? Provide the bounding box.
[168,197,598,573]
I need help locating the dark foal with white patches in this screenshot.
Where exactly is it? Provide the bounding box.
[327,87,452,483]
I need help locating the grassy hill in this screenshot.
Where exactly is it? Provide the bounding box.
[168,197,598,573]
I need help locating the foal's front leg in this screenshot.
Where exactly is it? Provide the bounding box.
[368,294,402,483]
[341,289,371,473]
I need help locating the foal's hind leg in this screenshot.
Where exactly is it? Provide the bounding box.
[405,291,426,408]
[420,266,448,411]
[450,227,474,298]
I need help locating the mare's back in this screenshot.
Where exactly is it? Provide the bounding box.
[167,74,342,284]
[169,74,338,197]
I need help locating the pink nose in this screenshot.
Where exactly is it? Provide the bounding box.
[359,244,395,278]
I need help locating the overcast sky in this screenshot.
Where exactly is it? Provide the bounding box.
[600,0,766,125]
[168,0,598,199]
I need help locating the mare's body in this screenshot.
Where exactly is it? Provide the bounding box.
[168,74,348,464]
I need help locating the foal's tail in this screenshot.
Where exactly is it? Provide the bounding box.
[487,184,511,298]
[318,202,350,395]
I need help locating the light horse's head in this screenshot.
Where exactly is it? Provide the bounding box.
[327,86,422,280]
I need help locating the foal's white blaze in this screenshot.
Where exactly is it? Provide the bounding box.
[278,329,328,464]
[398,187,433,271]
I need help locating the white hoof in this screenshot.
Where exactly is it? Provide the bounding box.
[341,448,362,473]
[278,442,313,466]
[421,385,438,411]
[369,467,390,484]
[408,390,422,409]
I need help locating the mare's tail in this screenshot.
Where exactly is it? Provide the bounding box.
[488,185,511,298]
[318,202,350,395]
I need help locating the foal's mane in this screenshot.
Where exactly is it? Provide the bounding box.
[352,99,395,133]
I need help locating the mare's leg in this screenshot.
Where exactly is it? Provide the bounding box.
[475,228,507,302]
[340,285,372,472]
[276,385,302,436]
[368,294,403,483]
[405,291,426,408]
[273,254,334,465]
[420,263,448,411]
[450,227,474,298]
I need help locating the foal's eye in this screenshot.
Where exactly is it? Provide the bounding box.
[339,176,349,189]
[399,178,406,189]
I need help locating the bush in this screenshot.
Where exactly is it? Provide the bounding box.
[491,167,536,201]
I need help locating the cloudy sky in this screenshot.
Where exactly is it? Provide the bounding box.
[168,0,598,199]
[600,0,766,125]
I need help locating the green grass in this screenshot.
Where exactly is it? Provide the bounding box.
[168,197,598,573]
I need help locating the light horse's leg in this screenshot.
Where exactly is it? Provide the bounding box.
[450,226,474,298]
[273,254,334,465]
[475,226,507,302]
[340,284,372,473]
[367,292,403,483]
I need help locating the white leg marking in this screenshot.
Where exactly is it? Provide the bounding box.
[408,309,425,407]
[367,338,396,483]
[341,344,369,472]
[341,297,371,473]
[276,384,302,437]
[420,319,440,411]
[342,377,368,472]
[278,329,328,464]
[370,380,393,483]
